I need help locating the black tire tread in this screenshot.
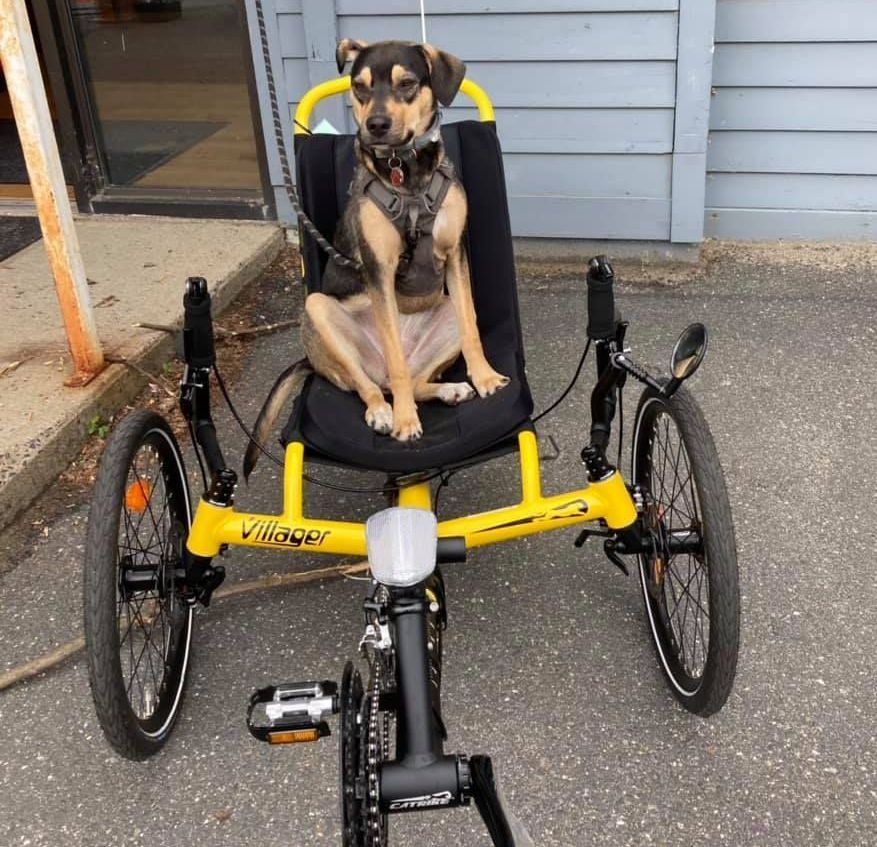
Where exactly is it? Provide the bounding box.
[83,410,191,759]
[633,384,740,717]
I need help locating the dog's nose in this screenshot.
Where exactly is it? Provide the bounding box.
[366,114,391,138]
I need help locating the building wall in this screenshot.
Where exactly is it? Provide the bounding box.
[335,1,681,241]
[706,0,877,240]
[253,0,717,244]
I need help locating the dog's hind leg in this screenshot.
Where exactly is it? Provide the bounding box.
[407,298,476,406]
[303,293,394,434]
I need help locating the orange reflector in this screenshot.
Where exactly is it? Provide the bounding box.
[125,480,153,513]
[268,728,320,745]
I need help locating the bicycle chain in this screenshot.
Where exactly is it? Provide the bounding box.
[366,661,381,846]
[365,656,389,847]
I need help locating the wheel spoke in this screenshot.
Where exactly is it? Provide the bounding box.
[111,437,189,724]
[642,406,713,683]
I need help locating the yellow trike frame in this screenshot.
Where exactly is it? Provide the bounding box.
[187,430,638,559]
[186,77,638,563]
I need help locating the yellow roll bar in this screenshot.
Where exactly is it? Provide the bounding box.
[294,76,495,135]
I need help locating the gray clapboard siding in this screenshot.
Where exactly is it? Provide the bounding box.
[441,107,675,153]
[260,1,714,242]
[708,132,877,176]
[243,0,297,220]
[711,88,877,133]
[337,13,678,61]
[277,13,306,57]
[337,1,679,12]
[706,1,877,240]
[707,174,877,212]
[461,62,677,108]
[292,64,679,112]
[503,154,671,196]
[713,43,877,87]
[283,58,309,99]
[318,62,679,109]
[705,209,877,241]
[510,196,671,239]
[715,0,877,42]
[671,0,716,241]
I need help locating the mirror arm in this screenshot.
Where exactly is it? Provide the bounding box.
[610,352,664,393]
[662,376,683,398]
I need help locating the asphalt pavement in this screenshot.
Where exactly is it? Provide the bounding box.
[1,244,875,846]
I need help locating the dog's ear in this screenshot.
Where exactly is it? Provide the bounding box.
[420,44,466,106]
[336,38,368,74]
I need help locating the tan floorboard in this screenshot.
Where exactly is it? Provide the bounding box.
[3,80,264,193]
[91,81,262,190]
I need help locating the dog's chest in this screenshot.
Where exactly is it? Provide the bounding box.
[357,161,455,298]
[394,229,445,298]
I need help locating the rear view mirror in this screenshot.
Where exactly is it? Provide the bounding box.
[670,323,708,381]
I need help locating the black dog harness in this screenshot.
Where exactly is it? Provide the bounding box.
[362,159,455,297]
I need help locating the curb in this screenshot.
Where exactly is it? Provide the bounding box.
[0,227,284,533]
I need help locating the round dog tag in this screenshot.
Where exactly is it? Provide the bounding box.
[389,156,404,187]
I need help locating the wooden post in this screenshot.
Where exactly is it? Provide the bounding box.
[0,0,104,385]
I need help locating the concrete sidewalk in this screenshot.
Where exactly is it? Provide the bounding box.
[0,215,282,530]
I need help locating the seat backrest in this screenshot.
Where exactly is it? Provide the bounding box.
[294,121,525,360]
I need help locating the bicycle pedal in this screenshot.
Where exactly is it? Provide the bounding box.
[247,681,338,745]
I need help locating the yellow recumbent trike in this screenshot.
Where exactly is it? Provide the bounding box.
[82,77,740,847]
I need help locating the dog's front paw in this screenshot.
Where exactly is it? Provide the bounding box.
[365,401,394,435]
[392,407,423,442]
[437,382,477,406]
[470,366,510,398]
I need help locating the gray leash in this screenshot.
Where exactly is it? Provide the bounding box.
[252,0,363,273]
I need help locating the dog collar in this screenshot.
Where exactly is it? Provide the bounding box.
[366,111,442,160]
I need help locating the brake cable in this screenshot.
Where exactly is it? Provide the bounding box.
[531,338,591,423]
[212,330,595,498]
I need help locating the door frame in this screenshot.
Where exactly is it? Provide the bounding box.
[30,0,276,221]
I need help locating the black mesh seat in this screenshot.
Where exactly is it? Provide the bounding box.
[281,120,533,473]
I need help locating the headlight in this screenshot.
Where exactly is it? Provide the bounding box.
[366,507,437,587]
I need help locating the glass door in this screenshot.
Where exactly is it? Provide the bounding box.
[56,0,272,216]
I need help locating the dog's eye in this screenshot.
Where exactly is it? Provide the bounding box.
[352,82,370,100]
[398,78,417,92]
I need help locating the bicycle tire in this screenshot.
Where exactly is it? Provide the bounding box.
[631,384,739,716]
[83,410,194,758]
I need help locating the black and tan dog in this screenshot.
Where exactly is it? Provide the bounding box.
[244,39,508,479]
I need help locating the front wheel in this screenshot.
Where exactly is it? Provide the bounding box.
[83,410,194,758]
[631,385,739,716]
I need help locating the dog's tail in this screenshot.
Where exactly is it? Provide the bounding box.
[243,358,313,482]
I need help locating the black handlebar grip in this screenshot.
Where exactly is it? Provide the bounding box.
[586,255,616,341]
[183,276,216,368]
